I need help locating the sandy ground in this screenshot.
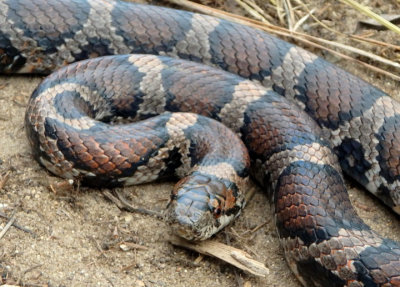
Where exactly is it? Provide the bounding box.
[1,0,400,286]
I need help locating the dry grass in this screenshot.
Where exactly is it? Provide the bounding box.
[339,0,400,34]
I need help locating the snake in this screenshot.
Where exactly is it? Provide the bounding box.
[2,0,400,285]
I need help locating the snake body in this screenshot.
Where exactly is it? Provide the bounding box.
[2,0,400,285]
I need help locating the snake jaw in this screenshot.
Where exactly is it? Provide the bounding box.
[165,187,218,241]
[166,200,238,241]
[166,200,215,241]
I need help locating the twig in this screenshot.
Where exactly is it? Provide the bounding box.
[16,264,44,287]
[282,0,295,30]
[89,236,109,258]
[194,254,204,264]
[103,273,115,287]
[241,221,269,236]
[250,221,268,233]
[274,0,285,26]
[350,35,400,51]
[102,190,163,218]
[244,185,257,203]
[0,211,35,236]
[170,235,269,277]
[0,211,17,240]
[242,0,274,23]
[293,7,316,31]
[0,170,11,189]
[234,0,270,23]
[22,264,43,275]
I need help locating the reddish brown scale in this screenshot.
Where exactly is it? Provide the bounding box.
[243,98,322,161]
[114,4,186,54]
[166,67,233,118]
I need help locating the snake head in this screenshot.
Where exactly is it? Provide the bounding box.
[165,173,245,241]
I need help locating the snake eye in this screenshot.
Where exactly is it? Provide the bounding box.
[213,207,222,218]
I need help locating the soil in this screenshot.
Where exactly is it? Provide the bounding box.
[1,0,400,286]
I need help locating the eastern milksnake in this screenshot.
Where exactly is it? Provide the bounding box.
[1,0,400,285]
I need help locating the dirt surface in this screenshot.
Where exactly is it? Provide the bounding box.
[1,0,400,286]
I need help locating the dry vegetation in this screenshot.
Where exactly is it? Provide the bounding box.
[1,0,400,286]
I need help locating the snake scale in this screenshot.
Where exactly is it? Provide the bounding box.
[1,0,400,285]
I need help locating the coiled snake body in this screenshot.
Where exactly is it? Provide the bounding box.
[2,0,400,285]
